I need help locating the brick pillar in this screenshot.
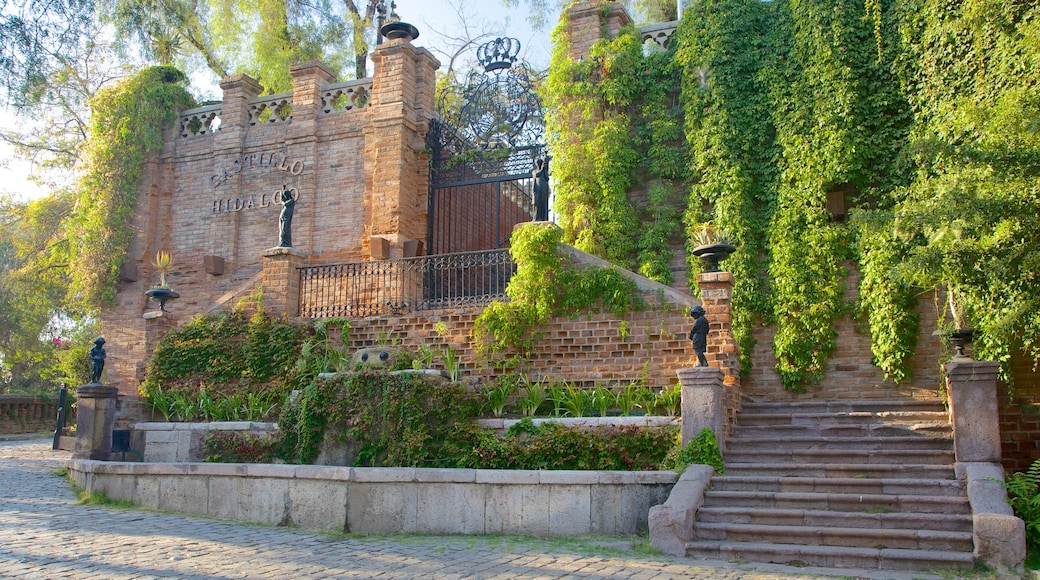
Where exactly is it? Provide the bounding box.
[289,60,335,125]
[565,1,632,60]
[287,61,336,255]
[261,247,307,317]
[697,272,740,386]
[363,33,440,257]
[140,310,176,385]
[946,361,1002,463]
[217,74,263,133]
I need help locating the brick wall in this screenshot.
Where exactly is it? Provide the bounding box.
[344,297,694,390]
[102,43,438,395]
[742,263,943,401]
[999,351,1040,473]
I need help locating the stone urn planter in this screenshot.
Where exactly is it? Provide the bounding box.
[145,287,180,312]
[380,21,419,41]
[948,327,975,360]
[691,243,736,273]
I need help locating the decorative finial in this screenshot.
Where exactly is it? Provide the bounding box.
[478,37,521,73]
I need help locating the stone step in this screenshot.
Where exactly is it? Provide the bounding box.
[693,522,973,551]
[725,435,953,451]
[731,421,952,438]
[736,411,949,428]
[724,448,955,465]
[710,475,964,496]
[696,506,973,532]
[701,490,970,514]
[723,462,955,480]
[684,541,975,571]
[739,400,946,414]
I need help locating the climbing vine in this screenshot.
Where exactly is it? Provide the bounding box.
[68,66,195,307]
[542,11,687,279]
[473,223,642,362]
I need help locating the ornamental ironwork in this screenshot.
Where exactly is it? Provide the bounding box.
[437,37,545,150]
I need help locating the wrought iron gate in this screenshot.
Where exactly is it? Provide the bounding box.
[426,36,548,256]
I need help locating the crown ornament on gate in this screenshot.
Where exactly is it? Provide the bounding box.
[478,38,521,73]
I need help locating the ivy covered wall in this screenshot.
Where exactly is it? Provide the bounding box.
[544,0,1040,391]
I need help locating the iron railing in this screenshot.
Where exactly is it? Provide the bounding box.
[298,249,515,318]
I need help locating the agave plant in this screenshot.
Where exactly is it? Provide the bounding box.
[152,250,173,288]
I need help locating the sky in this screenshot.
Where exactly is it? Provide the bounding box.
[0,0,562,202]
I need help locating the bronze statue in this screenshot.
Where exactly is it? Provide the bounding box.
[277,184,295,247]
[532,155,550,222]
[89,337,106,383]
[688,306,709,367]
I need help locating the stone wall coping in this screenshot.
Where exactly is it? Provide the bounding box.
[477,416,681,431]
[68,458,680,486]
[134,421,277,432]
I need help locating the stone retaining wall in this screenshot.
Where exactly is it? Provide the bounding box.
[0,395,59,434]
[66,460,676,536]
[134,422,278,463]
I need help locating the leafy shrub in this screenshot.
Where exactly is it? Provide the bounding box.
[660,428,724,474]
[1004,458,1040,554]
[141,309,308,421]
[442,418,678,471]
[202,431,277,463]
[277,370,483,466]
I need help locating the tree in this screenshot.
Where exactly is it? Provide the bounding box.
[0,192,84,392]
[502,0,674,29]
[0,0,95,107]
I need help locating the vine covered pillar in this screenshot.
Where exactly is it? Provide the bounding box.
[564,1,632,60]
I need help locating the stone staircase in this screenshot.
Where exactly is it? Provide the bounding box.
[685,399,977,571]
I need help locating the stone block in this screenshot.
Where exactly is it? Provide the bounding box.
[158,475,209,516]
[133,475,161,510]
[346,483,418,533]
[484,484,524,534]
[289,479,348,532]
[207,477,240,520]
[520,484,550,536]
[973,513,1026,571]
[548,485,592,535]
[416,483,485,534]
[236,477,291,525]
[590,485,622,534]
[414,468,475,483]
[476,470,540,484]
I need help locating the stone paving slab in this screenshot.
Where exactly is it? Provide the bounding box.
[0,438,983,580]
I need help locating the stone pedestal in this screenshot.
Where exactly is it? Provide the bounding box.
[73,384,119,460]
[946,360,1001,463]
[677,367,725,450]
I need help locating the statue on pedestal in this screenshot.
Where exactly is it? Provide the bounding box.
[688,306,709,367]
[277,184,296,248]
[89,337,106,384]
[532,155,550,222]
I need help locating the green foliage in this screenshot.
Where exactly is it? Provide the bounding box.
[852,210,920,383]
[444,419,679,471]
[141,309,307,420]
[654,383,681,416]
[202,431,278,463]
[276,370,483,466]
[69,66,194,308]
[0,193,91,393]
[543,14,685,276]
[473,223,643,360]
[660,427,725,474]
[518,376,548,417]
[484,374,520,418]
[1003,459,1040,554]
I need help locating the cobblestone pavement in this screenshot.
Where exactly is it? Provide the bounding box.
[0,438,961,580]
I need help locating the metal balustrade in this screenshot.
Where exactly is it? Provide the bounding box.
[298,249,515,319]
